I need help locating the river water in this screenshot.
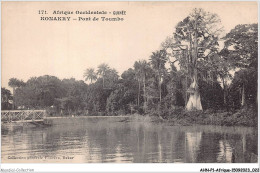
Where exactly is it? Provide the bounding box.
[1,116,258,163]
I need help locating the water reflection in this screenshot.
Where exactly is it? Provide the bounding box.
[185,132,202,162]
[1,117,258,163]
[217,139,232,163]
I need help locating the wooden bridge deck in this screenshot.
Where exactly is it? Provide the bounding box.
[1,110,46,123]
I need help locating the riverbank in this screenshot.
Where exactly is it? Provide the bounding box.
[144,107,258,127]
[46,107,258,127]
[1,116,131,131]
[3,108,255,129]
[44,115,130,126]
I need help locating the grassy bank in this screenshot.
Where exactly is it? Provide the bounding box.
[146,107,258,127]
[44,107,257,127]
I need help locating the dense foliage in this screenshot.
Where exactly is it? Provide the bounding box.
[2,9,257,122]
[1,87,12,110]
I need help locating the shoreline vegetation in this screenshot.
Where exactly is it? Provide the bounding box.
[2,109,257,128]
[2,8,258,128]
[43,107,257,127]
[2,110,256,128]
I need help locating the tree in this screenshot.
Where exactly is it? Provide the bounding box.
[134,61,142,107]
[97,63,110,88]
[228,68,257,109]
[222,24,258,107]
[106,86,123,115]
[217,50,233,107]
[15,75,63,109]
[8,78,25,109]
[84,68,97,83]
[1,87,12,110]
[165,64,185,107]
[105,68,119,88]
[134,60,151,112]
[223,24,257,69]
[150,50,167,103]
[121,68,139,112]
[163,8,223,111]
[58,78,88,114]
[86,79,112,113]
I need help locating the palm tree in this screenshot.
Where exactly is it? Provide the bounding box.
[8,78,25,109]
[134,61,142,107]
[134,60,150,112]
[97,63,110,88]
[84,68,97,84]
[150,50,167,103]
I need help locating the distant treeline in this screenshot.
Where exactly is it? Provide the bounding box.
[2,9,257,119]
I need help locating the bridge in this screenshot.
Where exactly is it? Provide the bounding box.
[1,110,46,125]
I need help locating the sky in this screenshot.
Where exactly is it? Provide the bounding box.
[2,1,258,91]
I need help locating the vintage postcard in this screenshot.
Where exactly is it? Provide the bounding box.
[1,1,259,172]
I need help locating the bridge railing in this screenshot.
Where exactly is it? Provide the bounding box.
[1,110,46,123]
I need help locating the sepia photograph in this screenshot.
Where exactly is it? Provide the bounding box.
[1,1,259,171]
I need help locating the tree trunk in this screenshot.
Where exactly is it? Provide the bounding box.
[185,49,189,106]
[222,77,226,105]
[12,87,15,110]
[143,76,146,113]
[158,71,162,103]
[241,83,245,106]
[159,82,162,103]
[185,75,188,106]
[186,73,202,111]
[137,80,140,106]
[102,76,105,88]
[186,14,202,111]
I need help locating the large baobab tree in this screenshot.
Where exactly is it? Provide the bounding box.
[163,8,223,111]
